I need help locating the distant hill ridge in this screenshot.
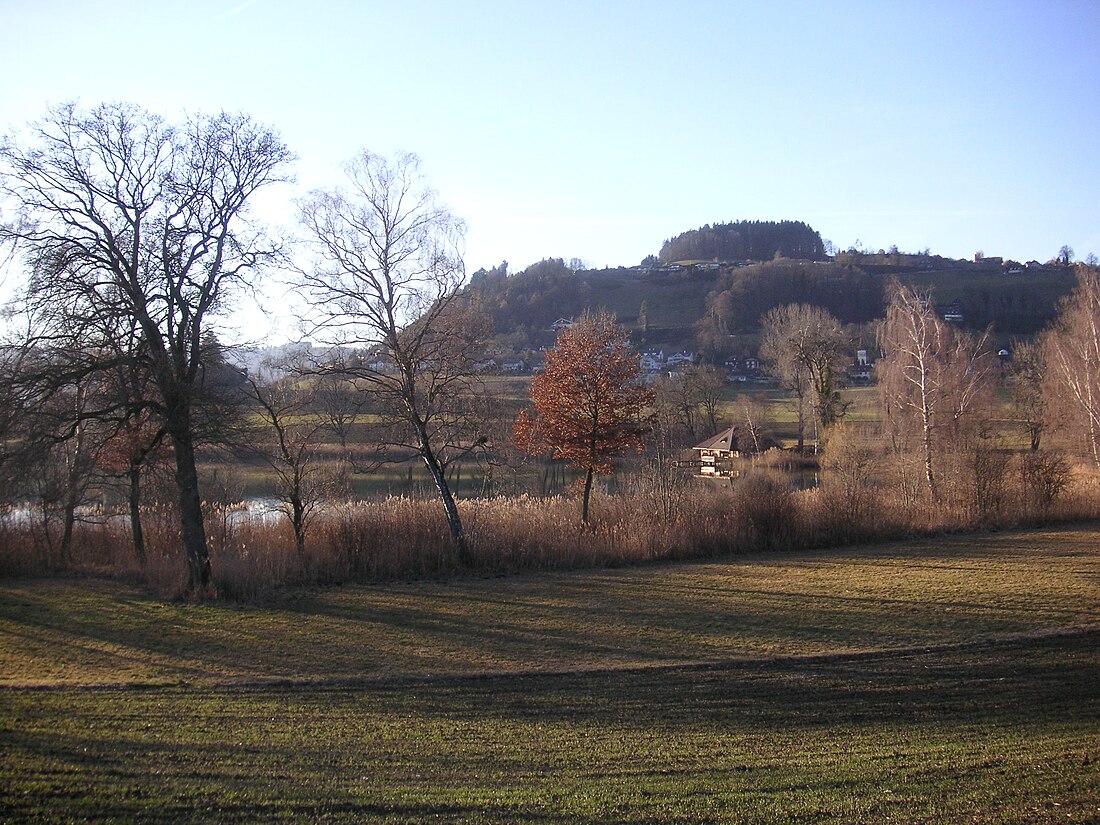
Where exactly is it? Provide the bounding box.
[465,220,1078,356]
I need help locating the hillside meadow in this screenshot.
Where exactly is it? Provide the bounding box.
[2,526,1098,822]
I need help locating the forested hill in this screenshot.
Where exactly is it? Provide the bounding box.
[465,248,1077,357]
[659,220,826,263]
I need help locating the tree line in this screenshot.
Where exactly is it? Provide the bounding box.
[741,269,1100,518]
[659,220,827,263]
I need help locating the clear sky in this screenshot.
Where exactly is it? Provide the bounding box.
[2,1,1098,294]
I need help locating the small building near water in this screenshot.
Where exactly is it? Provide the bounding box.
[693,426,740,476]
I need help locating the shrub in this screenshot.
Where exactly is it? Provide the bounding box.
[730,472,801,552]
[819,425,878,538]
[970,445,1013,524]
[1019,451,1072,517]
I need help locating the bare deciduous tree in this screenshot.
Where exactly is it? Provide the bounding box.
[1043,264,1100,468]
[651,377,694,446]
[0,343,117,565]
[296,151,488,564]
[314,364,368,457]
[683,365,726,438]
[97,405,166,566]
[245,373,333,555]
[0,102,292,591]
[760,303,850,450]
[820,424,877,528]
[1007,339,1047,452]
[735,391,774,454]
[877,282,993,501]
[0,349,22,504]
[642,381,696,521]
[25,375,108,564]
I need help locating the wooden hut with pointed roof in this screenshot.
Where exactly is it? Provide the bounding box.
[693,426,740,476]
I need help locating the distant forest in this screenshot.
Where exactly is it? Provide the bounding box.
[658,220,826,263]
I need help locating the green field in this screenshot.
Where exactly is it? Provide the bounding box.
[2,527,1099,822]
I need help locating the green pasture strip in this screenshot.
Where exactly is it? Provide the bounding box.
[2,527,1098,687]
[1,634,1096,823]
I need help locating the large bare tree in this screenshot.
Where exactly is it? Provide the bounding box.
[0,102,292,591]
[296,151,488,564]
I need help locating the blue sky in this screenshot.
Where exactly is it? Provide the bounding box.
[2,0,1098,280]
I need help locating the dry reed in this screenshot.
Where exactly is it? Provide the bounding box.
[4,455,1100,600]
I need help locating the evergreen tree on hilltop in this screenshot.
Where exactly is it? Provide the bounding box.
[659,220,826,263]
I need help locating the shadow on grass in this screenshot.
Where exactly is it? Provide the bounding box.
[2,633,1097,824]
[4,522,1099,685]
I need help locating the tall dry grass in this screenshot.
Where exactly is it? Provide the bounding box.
[3,451,1100,600]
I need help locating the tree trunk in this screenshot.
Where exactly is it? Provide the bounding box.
[581,466,595,524]
[921,419,937,501]
[59,496,76,567]
[35,494,59,566]
[1088,408,1100,470]
[171,430,211,591]
[420,448,471,566]
[1029,424,1042,452]
[917,366,938,502]
[292,493,306,555]
[128,465,146,565]
[59,422,87,566]
[796,393,806,452]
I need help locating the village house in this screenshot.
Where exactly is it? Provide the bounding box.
[849,349,874,383]
[666,350,695,367]
[941,299,965,323]
[724,355,764,383]
[640,351,665,372]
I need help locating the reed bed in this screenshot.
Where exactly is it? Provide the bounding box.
[4,454,1099,600]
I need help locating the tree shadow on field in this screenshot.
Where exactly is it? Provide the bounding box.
[2,633,1096,825]
[3,523,1098,685]
[375,631,1100,732]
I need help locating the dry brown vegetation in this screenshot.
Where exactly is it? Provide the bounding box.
[4,446,1097,601]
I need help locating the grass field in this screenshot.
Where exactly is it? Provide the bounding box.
[2,526,1099,822]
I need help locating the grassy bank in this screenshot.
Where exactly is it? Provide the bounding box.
[2,527,1099,822]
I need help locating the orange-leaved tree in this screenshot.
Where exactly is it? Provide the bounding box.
[514,313,653,523]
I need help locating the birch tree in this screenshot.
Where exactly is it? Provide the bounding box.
[297,151,488,565]
[1043,264,1100,468]
[877,282,993,500]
